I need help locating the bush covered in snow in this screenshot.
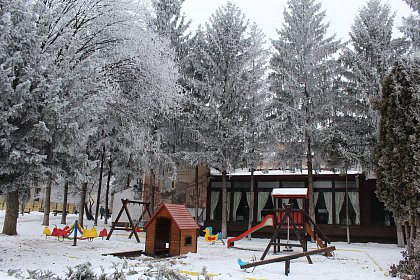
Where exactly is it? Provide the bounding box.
[390,246,420,279]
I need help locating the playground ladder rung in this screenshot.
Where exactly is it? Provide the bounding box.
[112,227,133,231]
[280,226,304,229]
[270,242,304,247]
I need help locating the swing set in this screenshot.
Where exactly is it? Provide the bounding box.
[106,199,151,243]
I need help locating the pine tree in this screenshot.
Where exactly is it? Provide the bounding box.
[99,1,181,212]
[189,3,268,237]
[152,0,191,61]
[400,0,420,53]
[338,0,404,173]
[0,0,52,235]
[374,57,420,257]
[403,0,420,12]
[34,0,136,226]
[1,0,180,234]
[150,0,195,210]
[269,0,341,222]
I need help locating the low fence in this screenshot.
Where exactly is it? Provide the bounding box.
[0,198,76,214]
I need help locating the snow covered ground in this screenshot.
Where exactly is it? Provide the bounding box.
[0,210,404,279]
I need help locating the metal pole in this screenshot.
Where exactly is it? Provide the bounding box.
[73,220,78,246]
[346,171,350,244]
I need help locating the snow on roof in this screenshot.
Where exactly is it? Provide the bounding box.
[272,188,308,199]
[210,168,362,176]
[145,203,199,230]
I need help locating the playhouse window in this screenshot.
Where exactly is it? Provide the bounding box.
[185,236,192,246]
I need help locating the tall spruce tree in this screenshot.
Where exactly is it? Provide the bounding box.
[150,0,193,207]
[0,0,53,235]
[374,58,420,253]
[239,23,270,237]
[1,0,180,234]
[339,0,404,173]
[269,0,341,222]
[400,0,420,53]
[152,0,191,61]
[190,3,267,237]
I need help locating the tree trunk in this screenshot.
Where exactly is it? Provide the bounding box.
[409,213,415,246]
[150,169,155,212]
[61,181,69,225]
[247,169,255,240]
[42,177,52,226]
[406,213,416,256]
[221,169,228,238]
[78,182,87,227]
[94,146,105,226]
[104,158,112,225]
[306,134,316,225]
[345,172,350,244]
[195,165,199,221]
[413,215,420,257]
[2,189,19,235]
[404,221,410,246]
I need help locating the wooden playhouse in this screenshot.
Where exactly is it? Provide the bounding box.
[144,203,199,257]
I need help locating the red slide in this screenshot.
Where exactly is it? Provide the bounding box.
[227,215,274,248]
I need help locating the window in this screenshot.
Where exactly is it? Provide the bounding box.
[234,181,250,188]
[314,181,332,189]
[258,181,279,189]
[315,192,329,224]
[371,193,394,226]
[235,192,249,222]
[185,236,192,246]
[211,182,231,189]
[335,180,356,189]
[282,181,305,188]
[213,193,222,220]
[261,196,274,220]
[338,194,357,225]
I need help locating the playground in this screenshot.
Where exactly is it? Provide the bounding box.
[0,210,402,280]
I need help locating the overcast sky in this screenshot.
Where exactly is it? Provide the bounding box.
[181,0,414,42]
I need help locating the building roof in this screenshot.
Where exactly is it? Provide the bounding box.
[210,168,362,176]
[272,188,308,199]
[145,203,199,230]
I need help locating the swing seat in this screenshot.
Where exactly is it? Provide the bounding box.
[237,259,249,267]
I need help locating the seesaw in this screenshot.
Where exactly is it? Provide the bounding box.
[238,246,336,276]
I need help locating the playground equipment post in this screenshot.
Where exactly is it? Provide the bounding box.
[72,220,78,246]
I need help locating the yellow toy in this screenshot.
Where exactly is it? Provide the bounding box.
[81,226,98,240]
[203,227,225,245]
[43,226,51,237]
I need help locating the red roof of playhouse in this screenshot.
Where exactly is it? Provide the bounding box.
[145,203,199,230]
[272,188,308,199]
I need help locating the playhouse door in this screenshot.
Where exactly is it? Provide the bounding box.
[154,217,171,256]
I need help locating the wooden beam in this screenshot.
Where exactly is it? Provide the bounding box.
[239,246,336,269]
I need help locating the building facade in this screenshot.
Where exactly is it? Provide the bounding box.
[205,169,396,243]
